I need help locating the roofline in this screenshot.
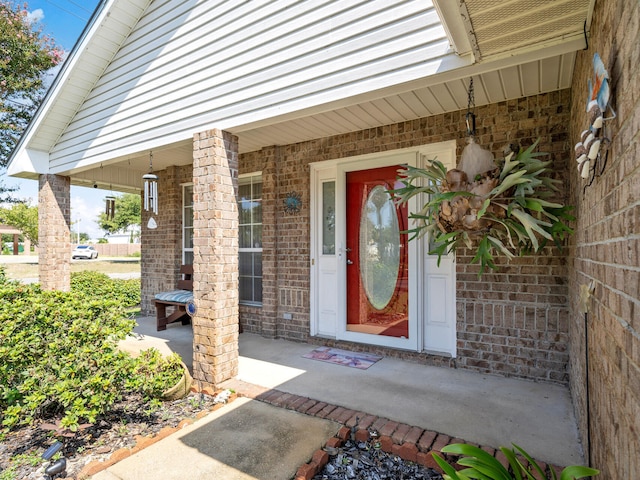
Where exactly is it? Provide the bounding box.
[6,0,111,175]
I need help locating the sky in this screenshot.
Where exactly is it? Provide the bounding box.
[2,0,108,239]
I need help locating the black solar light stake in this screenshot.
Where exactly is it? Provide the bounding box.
[42,441,66,479]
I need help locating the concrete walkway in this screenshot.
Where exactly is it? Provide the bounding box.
[103,317,585,478]
[92,397,340,480]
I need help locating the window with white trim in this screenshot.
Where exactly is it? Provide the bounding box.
[238,174,262,305]
[183,184,194,266]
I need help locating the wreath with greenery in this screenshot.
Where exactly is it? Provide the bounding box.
[392,140,574,275]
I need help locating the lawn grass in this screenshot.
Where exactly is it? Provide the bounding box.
[0,258,140,280]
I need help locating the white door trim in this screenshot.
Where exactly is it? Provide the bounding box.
[310,141,457,356]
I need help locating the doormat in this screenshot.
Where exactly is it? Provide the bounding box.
[302,347,383,370]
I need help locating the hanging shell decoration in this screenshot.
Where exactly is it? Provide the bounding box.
[575,53,616,185]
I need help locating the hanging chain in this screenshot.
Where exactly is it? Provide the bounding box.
[465,78,476,136]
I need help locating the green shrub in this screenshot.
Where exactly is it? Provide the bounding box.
[0,283,137,431]
[128,349,186,399]
[71,270,140,307]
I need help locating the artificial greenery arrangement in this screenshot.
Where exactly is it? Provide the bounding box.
[393,141,574,275]
[433,443,599,480]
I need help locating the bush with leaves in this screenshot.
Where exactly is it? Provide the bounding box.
[71,270,140,307]
[393,141,574,275]
[433,443,598,480]
[127,348,187,400]
[0,282,137,431]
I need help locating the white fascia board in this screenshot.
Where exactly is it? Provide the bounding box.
[5,0,115,177]
[432,0,474,58]
[232,33,582,136]
[479,33,586,64]
[230,50,475,134]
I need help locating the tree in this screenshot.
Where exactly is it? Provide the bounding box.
[1,1,63,166]
[0,1,63,204]
[0,201,37,244]
[69,231,89,243]
[0,180,19,204]
[98,193,141,237]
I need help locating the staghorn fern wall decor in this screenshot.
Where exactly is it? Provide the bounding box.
[392,140,575,276]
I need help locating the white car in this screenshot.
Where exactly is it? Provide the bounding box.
[72,245,99,259]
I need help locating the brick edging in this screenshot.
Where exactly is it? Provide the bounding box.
[221,379,564,480]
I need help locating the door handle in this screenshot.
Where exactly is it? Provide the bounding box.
[347,259,353,265]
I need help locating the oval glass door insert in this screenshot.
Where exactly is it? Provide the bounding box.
[359,185,400,310]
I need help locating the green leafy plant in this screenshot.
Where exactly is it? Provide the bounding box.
[128,348,186,400]
[0,282,137,431]
[433,443,599,480]
[71,270,140,307]
[392,141,574,275]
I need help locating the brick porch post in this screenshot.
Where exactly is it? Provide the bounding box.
[38,174,71,291]
[192,128,239,388]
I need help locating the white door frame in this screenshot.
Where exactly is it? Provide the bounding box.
[310,141,457,356]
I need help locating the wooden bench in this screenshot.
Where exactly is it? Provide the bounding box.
[154,265,193,331]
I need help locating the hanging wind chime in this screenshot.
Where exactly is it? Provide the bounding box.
[143,151,159,229]
[105,194,116,220]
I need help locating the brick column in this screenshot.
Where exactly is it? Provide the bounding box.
[192,129,239,388]
[38,174,71,291]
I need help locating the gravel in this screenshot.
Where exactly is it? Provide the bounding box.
[313,430,444,480]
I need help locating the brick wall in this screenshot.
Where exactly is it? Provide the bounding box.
[568,0,640,477]
[141,165,192,314]
[455,249,570,383]
[239,90,573,383]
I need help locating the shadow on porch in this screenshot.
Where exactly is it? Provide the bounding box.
[128,315,583,468]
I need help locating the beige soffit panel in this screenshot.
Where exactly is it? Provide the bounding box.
[463,0,591,59]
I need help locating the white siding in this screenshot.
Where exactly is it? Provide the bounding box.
[50,0,450,171]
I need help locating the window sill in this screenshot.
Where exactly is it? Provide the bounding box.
[239,301,263,308]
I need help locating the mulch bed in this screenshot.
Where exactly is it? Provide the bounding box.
[0,390,229,480]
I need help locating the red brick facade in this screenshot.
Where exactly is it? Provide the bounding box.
[238,90,573,384]
[141,165,193,314]
[138,95,575,386]
[31,2,636,477]
[568,0,640,477]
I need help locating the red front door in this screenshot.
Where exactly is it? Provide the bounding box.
[346,166,409,338]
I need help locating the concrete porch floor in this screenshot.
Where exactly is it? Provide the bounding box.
[129,316,584,468]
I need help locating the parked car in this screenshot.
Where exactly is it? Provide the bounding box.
[72,245,99,259]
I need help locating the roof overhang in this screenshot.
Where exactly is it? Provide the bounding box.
[7,0,594,193]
